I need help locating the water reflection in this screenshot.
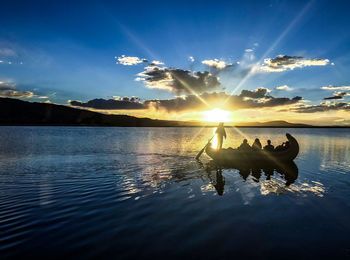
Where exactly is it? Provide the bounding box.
[205,160,299,196]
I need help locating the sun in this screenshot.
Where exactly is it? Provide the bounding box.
[202,108,231,122]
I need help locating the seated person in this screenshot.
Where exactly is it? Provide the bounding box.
[238,139,251,151]
[263,140,274,152]
[275,142,285,151]
[252,138,262,151]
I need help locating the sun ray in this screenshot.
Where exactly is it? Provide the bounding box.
[224,0,314,104]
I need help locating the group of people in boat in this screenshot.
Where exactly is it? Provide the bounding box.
[237,138,290,152]
[214,122,290,152]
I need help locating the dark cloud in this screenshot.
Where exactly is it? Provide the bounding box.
[323,92,349,100]
[290,102,350,113]
[240,88,270,98]
[138,65,221,94]
[261,55,329,72]
[69,90,302,112]
[69,97,147,110]
[146,92,302,112]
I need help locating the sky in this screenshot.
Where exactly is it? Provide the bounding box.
[1,0,350,125]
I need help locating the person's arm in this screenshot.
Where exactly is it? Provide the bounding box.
[223,128,227,138]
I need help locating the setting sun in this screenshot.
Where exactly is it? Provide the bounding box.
[202,108,231,122]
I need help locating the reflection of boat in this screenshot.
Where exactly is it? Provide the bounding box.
[206,133,299,165]
[206,161,299,195]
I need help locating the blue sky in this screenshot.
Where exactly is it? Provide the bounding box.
[1,0,350,124]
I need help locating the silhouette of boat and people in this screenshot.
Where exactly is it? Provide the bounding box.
[205,162,299,196]
[199,122,299,165]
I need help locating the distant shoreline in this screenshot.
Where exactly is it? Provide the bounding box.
[0,124,349,128]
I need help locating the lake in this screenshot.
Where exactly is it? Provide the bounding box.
[0,127,350,259]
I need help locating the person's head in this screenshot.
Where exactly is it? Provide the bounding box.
[219,122,224,127]
[255,138,259,142]
[243,139,247,143]
[267,140,271,145]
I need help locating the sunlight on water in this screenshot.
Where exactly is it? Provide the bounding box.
[211,127,218,149]
[0,127,350,258]
[260,179,325,196]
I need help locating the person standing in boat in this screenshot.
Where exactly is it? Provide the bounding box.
[215,122,226,150]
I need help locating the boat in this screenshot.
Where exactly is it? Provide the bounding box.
[205,133,299,166]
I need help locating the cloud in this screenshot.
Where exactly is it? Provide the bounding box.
[151,60,164,65]
[290,102,350,113]
[115,55,148,66]
[146,91,302,112]
[275,85,293,91]
[323,91,350,100]
[68,88,302,113]
[189,56,194,62]
[69,97,147,110]
[0,82,34,98]
[321,85,350,91]
[259,55,329,72]
[240,87,270,98]
[137,65,221,94]
[245,49,253,53]
[201,59,232,69]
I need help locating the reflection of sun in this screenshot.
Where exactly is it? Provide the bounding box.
[212,127,218,148]
[202,108,231,122]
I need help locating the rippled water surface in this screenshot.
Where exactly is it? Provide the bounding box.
[1,127,350,259]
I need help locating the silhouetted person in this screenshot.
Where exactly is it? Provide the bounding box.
[215,122,226,150]
[213,168,225,196]
[238,139,251,151]
[238,167,250,181]
[275,142,285,151]
[263,140,274,152]
[252,138,262,151]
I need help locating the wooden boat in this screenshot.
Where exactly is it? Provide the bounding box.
[206,133,299,165]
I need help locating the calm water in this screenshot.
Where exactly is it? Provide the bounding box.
[1,127,350,259]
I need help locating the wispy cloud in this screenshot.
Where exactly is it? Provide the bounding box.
[115,55,148,66]
[189,56,195,62]
[0,47,17,57]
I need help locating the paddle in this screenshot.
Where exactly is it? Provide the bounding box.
[195,135,215,160]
